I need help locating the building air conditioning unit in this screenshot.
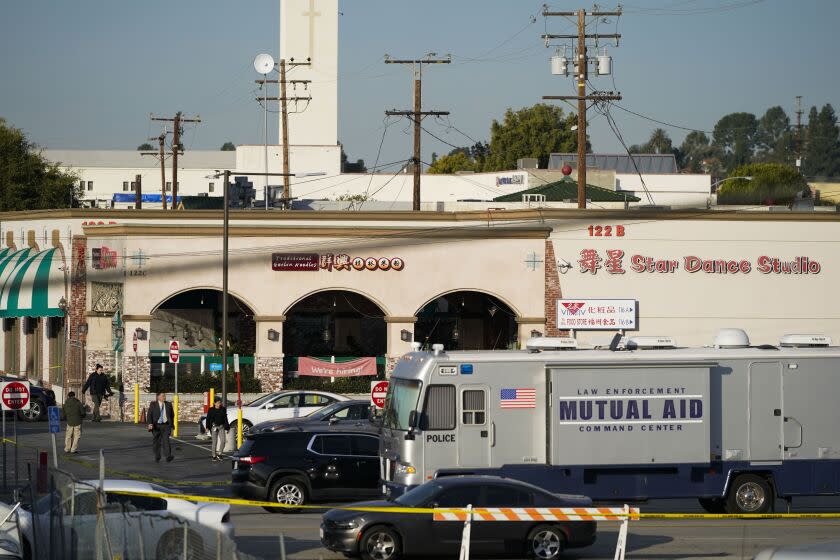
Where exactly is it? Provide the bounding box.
[517,158,538,170]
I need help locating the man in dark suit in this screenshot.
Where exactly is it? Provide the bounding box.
[147,392,175,463]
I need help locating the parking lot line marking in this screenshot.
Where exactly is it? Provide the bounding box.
[172,436,232,458]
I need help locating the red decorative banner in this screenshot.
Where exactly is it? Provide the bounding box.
[297,357,378,377]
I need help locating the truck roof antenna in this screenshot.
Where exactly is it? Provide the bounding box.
[608,333,623,352]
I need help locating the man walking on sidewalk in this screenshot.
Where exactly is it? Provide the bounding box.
[206,396,230,461]
[147,392,175,463]
[62,391,84,453]
[82,364,113,422]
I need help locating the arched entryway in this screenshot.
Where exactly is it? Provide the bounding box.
[283,290,387,390]
[150,289,257,393]
[415,291,518,351]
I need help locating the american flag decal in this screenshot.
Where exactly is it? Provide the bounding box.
[500,388,536,409]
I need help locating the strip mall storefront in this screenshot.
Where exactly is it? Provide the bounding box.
[0,209,837,418]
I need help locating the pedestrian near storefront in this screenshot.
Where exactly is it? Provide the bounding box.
[206,397,230,461]
[62,391,84,453]
[82,364,113,422]
[147,392,175,463]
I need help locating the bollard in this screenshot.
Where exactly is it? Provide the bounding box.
[173,394,179,438]
[237,408,243,449]
[134,383,140,424]
[36,451,48,493]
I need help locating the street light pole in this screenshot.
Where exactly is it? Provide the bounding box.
[214,169,322,405]
[222,170,230,403]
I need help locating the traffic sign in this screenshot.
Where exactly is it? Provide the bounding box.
[1,381,30,411]
[48,406,60,434]
[370,380,389,409]
[233,353,240,374]
[132,331,138,353]
[168,340,180,364]
[209,362,223,372]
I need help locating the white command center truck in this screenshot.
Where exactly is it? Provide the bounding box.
[379,329,840,514]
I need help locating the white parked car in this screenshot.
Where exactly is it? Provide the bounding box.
[218,390,349,434]
[3,479,233,559]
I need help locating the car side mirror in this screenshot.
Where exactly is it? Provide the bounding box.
[328,417,338,424]
[408,410,419,428]
[265,403,275,410]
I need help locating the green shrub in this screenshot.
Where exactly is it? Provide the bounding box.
[717,163,809,205]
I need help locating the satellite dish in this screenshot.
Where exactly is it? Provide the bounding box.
[253,53,275,74]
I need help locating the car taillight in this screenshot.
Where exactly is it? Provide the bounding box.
[238,456,266,464]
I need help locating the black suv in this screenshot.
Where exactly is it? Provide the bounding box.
[0,376,56,422]
[232,430,381,512]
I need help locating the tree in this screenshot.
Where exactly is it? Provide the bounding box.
[340,144,367,173]
[484,104,580,171]
[0,118,81,210]
[755,106,793,164]
[712,112,758,171]
[803,104,840,177]
[427,151,479,174]
[220,142,235,151]
[680,131,723,173]
[717,163,808,205]
[645,128,673,155]
[137,142,153,151]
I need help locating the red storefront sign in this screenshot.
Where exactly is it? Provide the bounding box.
[297,357,378,377]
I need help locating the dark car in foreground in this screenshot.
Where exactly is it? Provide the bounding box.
[321,476,596,560]
[250,399,375,434]
[1,376,56,422]
[231,430,381,512]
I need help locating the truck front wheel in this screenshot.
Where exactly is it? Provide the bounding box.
[726,474,773,514]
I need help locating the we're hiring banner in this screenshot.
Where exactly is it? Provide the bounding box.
[297,357,377,377]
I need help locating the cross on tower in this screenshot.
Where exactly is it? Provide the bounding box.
[303,0,321,61]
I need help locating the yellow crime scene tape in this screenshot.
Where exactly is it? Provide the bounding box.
[105,489,840,519]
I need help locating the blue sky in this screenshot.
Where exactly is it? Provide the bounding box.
[1,0,838,168]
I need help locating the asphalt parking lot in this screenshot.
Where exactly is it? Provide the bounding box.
[9,420,840,559]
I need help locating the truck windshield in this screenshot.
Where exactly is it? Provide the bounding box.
[383,378,422,431]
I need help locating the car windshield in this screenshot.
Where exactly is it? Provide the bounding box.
[383,378,422,431]
[246,392,287,407]
[308,401,346,420]
[394,482,442,507]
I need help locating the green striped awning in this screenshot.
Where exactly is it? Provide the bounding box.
[0,248,66,318]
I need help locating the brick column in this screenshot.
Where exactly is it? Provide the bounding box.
[544,239,569,337]
[254,316,285,392]
[385,316,417,377]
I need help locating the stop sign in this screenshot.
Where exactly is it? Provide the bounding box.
[132,331,138,353]
[370,380,389,409]
[168,340,180,364]
[1,381,30,411]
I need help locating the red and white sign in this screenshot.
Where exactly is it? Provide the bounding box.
[297,357,378,377]
[132,332,138,353]
[576,249,822,276]
[168,340,180,364]
[557,299,637,330]
[370,380,389,409]
[1,381,30,411]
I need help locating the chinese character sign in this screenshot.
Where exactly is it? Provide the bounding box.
[557,299,637,330]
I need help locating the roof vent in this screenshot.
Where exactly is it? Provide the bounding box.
[526,337,578,351]
[714,328,750,349]
[779,334,832,348]
[626,336,677,350]
[432,343,445,356]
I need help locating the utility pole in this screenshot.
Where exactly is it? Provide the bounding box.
[139,131,169,209]
[795,95,803,171]
[151,112,201,209]
[256,59,312,208]
[134,174,142,209]
[384,55,451,211]
[542,8,622,209]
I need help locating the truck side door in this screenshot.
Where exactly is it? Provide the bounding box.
[458,385,491,467]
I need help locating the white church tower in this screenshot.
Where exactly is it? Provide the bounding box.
[237,0,341,185]
[281,0,338,148]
